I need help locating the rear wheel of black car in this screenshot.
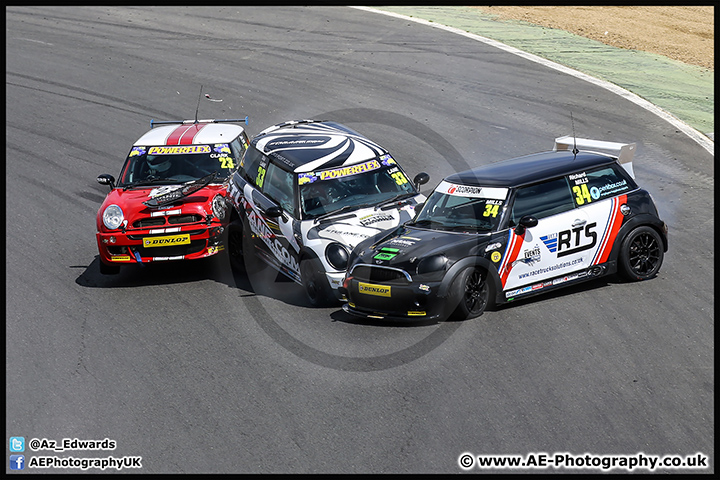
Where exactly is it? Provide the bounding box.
[300,256,333,307]
[619,226,664,281]
[450,267,493,320]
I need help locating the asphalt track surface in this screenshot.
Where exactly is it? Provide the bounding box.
[5,6,714,474]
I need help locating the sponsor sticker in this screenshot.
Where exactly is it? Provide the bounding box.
[148,145,211,155]
[319,159,381,181]
[436,180,508,200]
[373,247,399,261]
[143,234,190,248]
[358,282,391,297]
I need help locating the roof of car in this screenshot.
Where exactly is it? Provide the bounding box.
[133,121,246,147]
[251,120,391,173]
[445,150,620,188]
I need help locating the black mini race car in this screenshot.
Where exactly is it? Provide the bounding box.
[340,136,668,322]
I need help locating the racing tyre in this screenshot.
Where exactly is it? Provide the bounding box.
[618,226,664,281]
[227,219,246,273]
[300,257,334,307]
[450,267,493,320]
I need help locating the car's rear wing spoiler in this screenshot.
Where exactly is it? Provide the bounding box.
[150,117,249,128]
[554,136,636,178]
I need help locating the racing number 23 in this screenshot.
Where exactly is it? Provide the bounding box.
[220,157,235,169]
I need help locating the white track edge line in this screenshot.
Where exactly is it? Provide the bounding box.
[352,6,713,155]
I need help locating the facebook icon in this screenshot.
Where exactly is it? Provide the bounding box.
[10,455,25,470]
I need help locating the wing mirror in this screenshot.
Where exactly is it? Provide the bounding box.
[263,205,283,218]
[97,174,116,189]
[413,172,430,190]
[514,215,538,235]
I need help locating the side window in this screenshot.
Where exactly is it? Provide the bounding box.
[262,163,297,217]
[511,177,575,224]
[569,165,634,206]
[239,146,266,186]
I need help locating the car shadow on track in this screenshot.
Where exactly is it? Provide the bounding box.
[75,254,631,326]
[75,253,315,308]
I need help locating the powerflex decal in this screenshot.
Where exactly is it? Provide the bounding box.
[319,159,381,180]
[148,145,212,155]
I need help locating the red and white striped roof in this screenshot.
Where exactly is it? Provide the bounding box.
[133,122,246,147]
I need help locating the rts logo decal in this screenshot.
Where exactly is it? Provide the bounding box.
[541,223,597,257]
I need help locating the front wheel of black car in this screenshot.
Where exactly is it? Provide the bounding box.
[618,226,664,281]
[300,257,333,307]
[450,267,493,320]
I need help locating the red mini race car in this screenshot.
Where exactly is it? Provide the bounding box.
[95,118,249,274]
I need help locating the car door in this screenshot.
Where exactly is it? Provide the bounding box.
[250,162,301,278]
[499,176,595,293]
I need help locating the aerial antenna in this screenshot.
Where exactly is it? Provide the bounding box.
[194,84,203,123]
[570,111,579,157]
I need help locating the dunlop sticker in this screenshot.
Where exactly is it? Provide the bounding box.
[358,282,391,297]
[143,234,191,248]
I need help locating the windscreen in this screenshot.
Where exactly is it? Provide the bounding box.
[299,155,416,219]
[411,180,509,233]
[117,144,239,187]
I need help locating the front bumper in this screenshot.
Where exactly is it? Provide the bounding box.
[96,225,225,266]
[340,277,448,322]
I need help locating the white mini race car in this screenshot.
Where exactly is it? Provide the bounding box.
[225,119,430,306]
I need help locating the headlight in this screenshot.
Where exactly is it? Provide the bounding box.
[102,204,124,230]
[212,194,228,220]
[416,254,447,275]
[325,243,350,271]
